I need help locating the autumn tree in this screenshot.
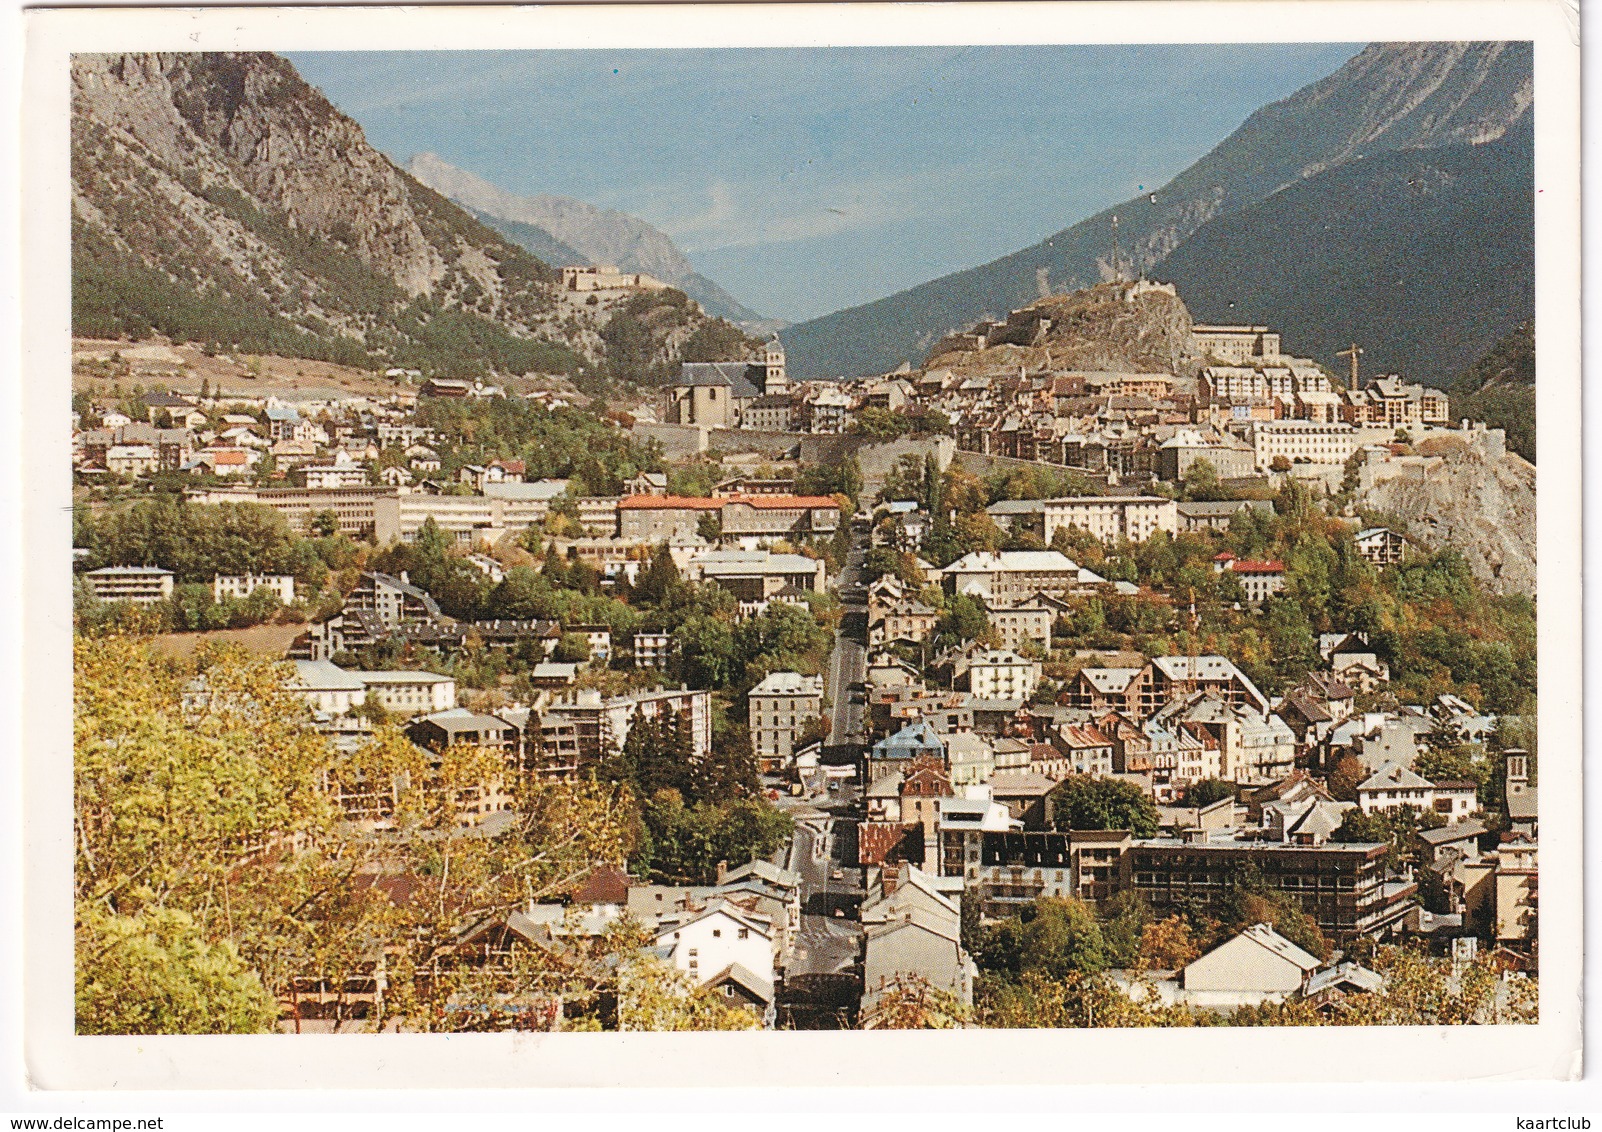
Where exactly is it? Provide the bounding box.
[1140,916,1202,970]
[858,974,971,1029]
[1326,754,1369,801]
[617,957,762,1031]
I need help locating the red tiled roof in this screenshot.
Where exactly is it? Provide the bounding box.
[858,822,922,867]
[570,864,632,905]
[1230,559,1285,574]
[618,493,839,510]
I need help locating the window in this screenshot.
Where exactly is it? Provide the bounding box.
[738,928,749,939]
[712,929,721,938]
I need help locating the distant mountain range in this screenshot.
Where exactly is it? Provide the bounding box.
[405,153,768,328]
[781,42,1533,384]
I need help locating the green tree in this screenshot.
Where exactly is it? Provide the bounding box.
[553,632,593,664]
[1181,779,1234,808]
[1017,897,1109,977]
[76,905,279,1034]
[1050,775,1159,837]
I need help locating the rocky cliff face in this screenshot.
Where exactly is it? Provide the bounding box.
[71,53,743,380]
[783,41,1532,380]
[75,53,555,320]
[1360,432,1537,597]
[923,282,1197,378]
[406,153,765,326]
[73,53,610,375]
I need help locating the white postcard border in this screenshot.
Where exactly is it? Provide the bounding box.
[18,0,1584,1091]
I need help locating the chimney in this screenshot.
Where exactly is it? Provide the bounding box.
[399,570,409,585]
[882,863,902,896]
[715,860,728,885]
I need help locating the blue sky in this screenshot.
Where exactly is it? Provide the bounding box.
[289,45,1360,322]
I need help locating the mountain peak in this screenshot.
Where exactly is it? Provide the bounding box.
[782,40,1532,382]
[404,154,767,327]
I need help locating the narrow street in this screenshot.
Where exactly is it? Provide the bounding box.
[777,525,870,1028]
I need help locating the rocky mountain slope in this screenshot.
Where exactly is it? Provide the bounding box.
[1361,432,1537,597]
[71,53,748,384]
[406,153,766,327]
[922,282,1198,379]
[783,41,1532,381]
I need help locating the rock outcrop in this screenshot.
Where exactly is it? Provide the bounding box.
[1360,430,1537,597]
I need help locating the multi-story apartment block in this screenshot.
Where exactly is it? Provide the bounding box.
[1129,655,1272,719]
[1040,495,1177,544]
[345,571,442,630]
[618,494,840,544]
[943,550,1099,603]
[1126,836,1415,943]
[356,670,457,717]
[82,566,174,604]
[630,631,673,670]
[543,687,713,768]
[1346,376,1451,429]
[748,671,825,770]
[956,649,1040,700]
[983,596,1058,651]
[1248,420,1358,468]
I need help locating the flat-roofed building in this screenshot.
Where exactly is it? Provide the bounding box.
[618,494,840,544]
[1127,836,1415,943]
[184,485,396,539]
[83,566,174,604]
[372,492,551,546]
[542,687,713,768]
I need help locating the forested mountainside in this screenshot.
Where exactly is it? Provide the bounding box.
[1160,114,1533,388]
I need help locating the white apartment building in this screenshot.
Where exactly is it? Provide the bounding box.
[748,671,825,768]
[959,649,1040,700]
[82,566,174,604]
[1249,420,1358,468]
[943,550,1100,603]
[290,661,456,719]
[212,573,296,604]
[984,597,1056,651]
[1041,495,1177,544]
[356,670,458,717]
